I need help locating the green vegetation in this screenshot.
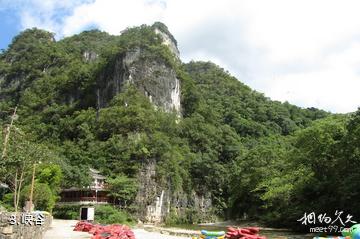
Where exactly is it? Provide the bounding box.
[20,183,56,212]
[0,22,358,230]
[107,175,138,207]
[95,205,133,225]
[52,204,134,225]
[52,204,81,219]
[164,208,217,225]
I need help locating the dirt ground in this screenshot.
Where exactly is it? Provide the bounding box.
[44,219,189,239]
[44,219,90,238]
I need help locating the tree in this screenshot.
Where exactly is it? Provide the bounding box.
[21,182,56,212]
[107,175,138,207]
[338,110,360,216]
[1,113,62,211]
[37,163,63,194]
[0,23,337,227]
[253,116,348,228]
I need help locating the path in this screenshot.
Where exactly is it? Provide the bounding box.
[44,219,90,239]
[44,219,189,239]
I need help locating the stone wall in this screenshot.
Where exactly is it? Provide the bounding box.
[0,212,51,239]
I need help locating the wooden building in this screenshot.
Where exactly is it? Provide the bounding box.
[59,168,110,205]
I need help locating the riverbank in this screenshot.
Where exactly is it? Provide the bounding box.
[142,224,199,237]
[144,222,313,239]
[134,228,189,239]
[44,219,313,239]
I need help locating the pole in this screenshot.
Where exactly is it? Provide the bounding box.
[14,171,18,213]
[1,106,17,160]
[29,163,36,212]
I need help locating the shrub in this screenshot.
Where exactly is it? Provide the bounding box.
[164,208,217,226]
[20,183,56,212]
[52,204,82,219]
[0,193,15,211]
[95,205,133,225]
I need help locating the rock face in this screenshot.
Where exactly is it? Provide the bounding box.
[95,26,212,223]
[94,27,202,222]
[135,159,213,224]
[96,28,181,115]
[83,51,98,62]
[154,28,180,59]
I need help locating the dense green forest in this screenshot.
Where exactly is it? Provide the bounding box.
[0,23,359,229]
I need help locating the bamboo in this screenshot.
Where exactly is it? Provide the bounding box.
[29,163,36,212]
[13,170,18,213]
[16,164,24,212]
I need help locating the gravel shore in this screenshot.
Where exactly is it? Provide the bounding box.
[133,228,190,239]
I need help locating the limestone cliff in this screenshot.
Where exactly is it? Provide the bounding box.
[0,24,214,224]
[95,26,181,115]
[135,159,213,223]
[93,25,199,222]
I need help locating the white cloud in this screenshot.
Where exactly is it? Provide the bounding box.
[0,0,94,35]
[266,40,360,113]
[6,0,360,113]
[61,0,166,36]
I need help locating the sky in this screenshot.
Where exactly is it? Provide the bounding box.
[0,0,360,113]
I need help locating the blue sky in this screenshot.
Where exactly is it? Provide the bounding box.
[1,0,360,113]
[0,8,21,50]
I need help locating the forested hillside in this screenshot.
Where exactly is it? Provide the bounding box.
[0,23,359,229]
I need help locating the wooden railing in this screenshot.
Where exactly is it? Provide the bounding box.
[60,197,109,203]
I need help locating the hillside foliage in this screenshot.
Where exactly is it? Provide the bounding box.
[0,23,358,229]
